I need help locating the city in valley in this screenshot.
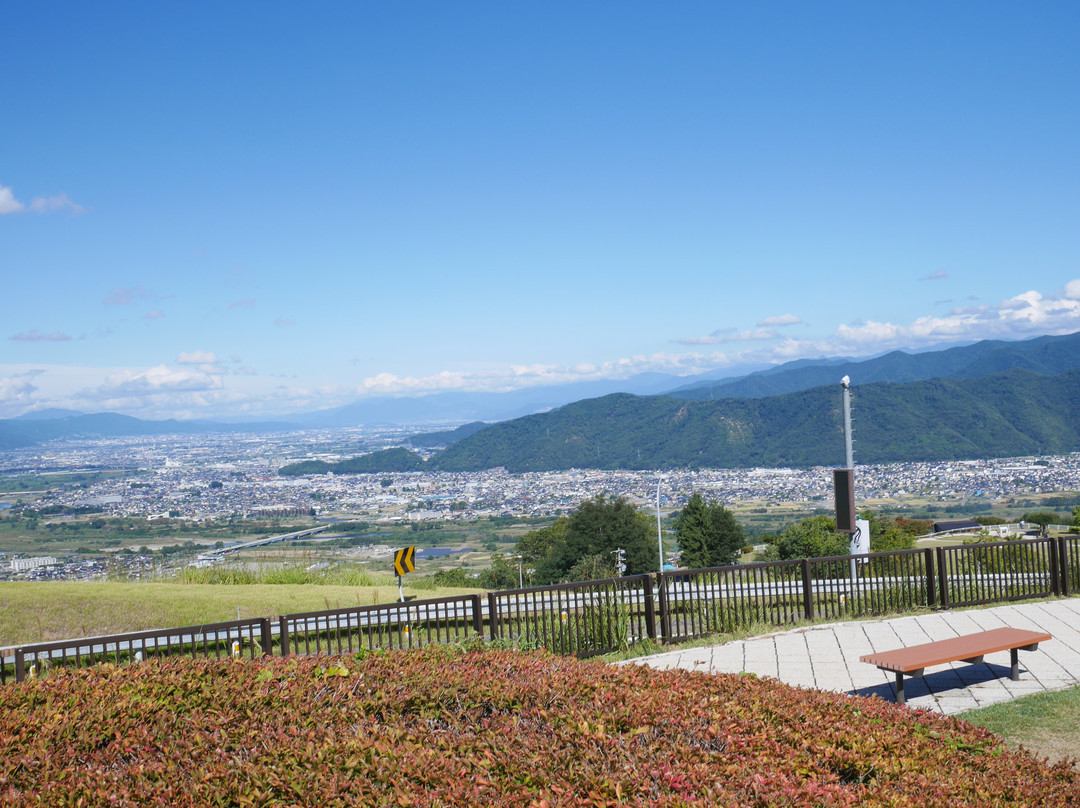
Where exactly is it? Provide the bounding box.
[2,427,1078,582]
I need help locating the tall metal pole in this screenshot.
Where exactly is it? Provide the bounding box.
[842,375,854,470]
[656,477,664,574]
[841,375,858,582]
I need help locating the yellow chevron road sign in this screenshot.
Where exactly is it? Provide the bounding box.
[394,545,416,576]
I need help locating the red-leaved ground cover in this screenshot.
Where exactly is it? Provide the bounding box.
[1,647,1077,806]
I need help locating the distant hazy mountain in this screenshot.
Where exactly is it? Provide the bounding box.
[668,332,1080,400]
[12,408,86,420]
[279,447,426,476]
[0,413,300,451]
[286,372,706,428]
[423,367,1080,472]
[408,421,492,448]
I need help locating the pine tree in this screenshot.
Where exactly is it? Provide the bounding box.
[674,492,746,568]
[673,492,711,569]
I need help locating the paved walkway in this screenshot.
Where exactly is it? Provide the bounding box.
[619,598,1080,714]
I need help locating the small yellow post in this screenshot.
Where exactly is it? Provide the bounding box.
[232,641,241,658]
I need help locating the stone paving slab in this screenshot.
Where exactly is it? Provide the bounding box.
[619,598,1080,715]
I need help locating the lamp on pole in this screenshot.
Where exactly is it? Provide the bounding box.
[515,554,523,589]
[656,476,664,575]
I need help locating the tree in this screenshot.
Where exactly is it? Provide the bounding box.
[536,495,656,583]
[1022,511,1061,537]
[765,515,849,561]
[478,553,519,590]
[673,492,746,569]
[859,509,916,553]
[515,518,568,566]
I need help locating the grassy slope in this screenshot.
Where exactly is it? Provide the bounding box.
[0,582,481,647]
[961,686,1080,766]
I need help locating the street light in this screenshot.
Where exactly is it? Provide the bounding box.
[515,554,523,589]
[656,476,664,574]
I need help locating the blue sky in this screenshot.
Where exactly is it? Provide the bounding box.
[3,2,1079,420]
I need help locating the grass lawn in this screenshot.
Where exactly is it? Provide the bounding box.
[960,686,1080,766]
[0,581,482,647]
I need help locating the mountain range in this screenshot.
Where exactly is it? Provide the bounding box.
[423,367,1080,471]
[7,332,1080,468]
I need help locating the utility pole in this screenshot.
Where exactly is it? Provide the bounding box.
[613,547,626,577]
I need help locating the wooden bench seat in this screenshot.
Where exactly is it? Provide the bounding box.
[860,627,1051,704]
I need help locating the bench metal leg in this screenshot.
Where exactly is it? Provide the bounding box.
[1011,648,1019,681]
[895,672,906,705]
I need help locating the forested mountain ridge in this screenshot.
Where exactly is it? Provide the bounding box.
[670,331,1080,401]
[425,367,1080,472]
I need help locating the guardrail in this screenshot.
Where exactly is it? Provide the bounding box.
[4,536,1079,684]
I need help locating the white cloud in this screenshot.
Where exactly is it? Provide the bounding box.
[920,270,949,281]
[10,329,72,342]
[0,185,25,214]
[757,314,802,327]
[6,281,1080,420]
[353,351,742,397]
[274,316,295,328]
[28,193,86,215]
[229,298,256,309]
[0,184,85,215]
[677,328,778,345]
[143,310,165,320]
[0,370,41,414]
[67,364,254,419]
[104,286,151,306]
[775,284,1080,359]
[177,350,219,365]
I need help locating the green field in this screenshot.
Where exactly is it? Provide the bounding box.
[0,580,483,647]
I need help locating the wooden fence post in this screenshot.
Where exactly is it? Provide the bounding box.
[1062,538,1072,598]
[936,547,950,610]
[487,592,500,642]
[642,574,657,641]
[801,559,814,621]
[471,594,483,637]
[658,573,672,643]
[259,618,272,656]
[924,548,937,608]
[278,616,290,656]
[1050,538,1062,598]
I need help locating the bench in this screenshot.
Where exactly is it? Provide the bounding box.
[860,627,1051,704]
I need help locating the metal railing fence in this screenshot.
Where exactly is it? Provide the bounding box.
[1,617,270,685]
[4,535,1079,685]
[487,574,655,657]
[279,594,484,656]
